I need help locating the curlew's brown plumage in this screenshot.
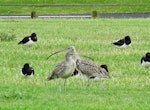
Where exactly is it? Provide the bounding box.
[47,46,77,91]
[76,59,112,90]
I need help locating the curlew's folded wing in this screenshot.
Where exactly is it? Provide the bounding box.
[47,61,67,80]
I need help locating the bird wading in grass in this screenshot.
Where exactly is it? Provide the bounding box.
[21,63,34,77]
[47,46,77,91]
[112,36,131,49]
[76,59,112,90]
[18,33,37,46]
[141,52,150,68]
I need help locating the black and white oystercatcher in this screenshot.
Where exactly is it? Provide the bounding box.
[18,33,37,45]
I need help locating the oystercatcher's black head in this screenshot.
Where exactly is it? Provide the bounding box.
[24,63,30,69]
[124,36,131,45]
[145,52,150,58]
[100,65,109,72]
[31,33,37,42]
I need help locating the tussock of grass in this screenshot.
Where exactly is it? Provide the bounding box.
[0,30,16,41]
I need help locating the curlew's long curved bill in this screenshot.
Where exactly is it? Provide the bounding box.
[47,47,94,61]
[46,48,68,60]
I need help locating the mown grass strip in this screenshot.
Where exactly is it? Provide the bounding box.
[0,0,150,5]
[0,0,150,14]
[0,5,150,14]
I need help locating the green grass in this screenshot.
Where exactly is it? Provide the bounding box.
[0,0,150,14]
[0,0,150,4]
[0,5,150,14]
[0,19,150,109]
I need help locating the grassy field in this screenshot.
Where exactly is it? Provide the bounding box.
[0,5,150,15]
[0,0,150,14]
[0,0,150,4]
[0,19,150,109]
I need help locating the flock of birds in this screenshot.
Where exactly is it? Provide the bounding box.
[18,33,150,90]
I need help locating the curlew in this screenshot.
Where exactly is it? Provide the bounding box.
[76,59,112,90]
[47,46,93,78]
[112,36,131,49]
[47,46,77,91]
[141,52,150,68]
[18,33,37,46]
